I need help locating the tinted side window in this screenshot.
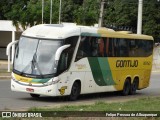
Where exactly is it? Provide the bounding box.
[98,38,105,57]
[75,37,153,60]
[91,37,99,57]
[108,38,153,57]
[75,37,103,61]
[128,39,153,57]
[108,38,118,57]
[113,38,120,57]
[75,37,91,61]
[119,39,129,57]
[108,38,129,57]
[129,39,137,57]
[145,40,153,56]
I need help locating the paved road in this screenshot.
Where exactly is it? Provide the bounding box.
[0,72,160,111]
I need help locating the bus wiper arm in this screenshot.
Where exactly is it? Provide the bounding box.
[19,53,43,78]
[31,53,44,78]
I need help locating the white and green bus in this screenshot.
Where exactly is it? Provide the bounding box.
[7,23,154,100]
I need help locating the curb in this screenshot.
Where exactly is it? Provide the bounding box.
[0,76,11,80]
[0,71,11,80]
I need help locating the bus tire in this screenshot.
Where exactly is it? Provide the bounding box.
[69,81,81,101]
[30,93,40,98]
[130,79,139,95]
[122,79,131,96]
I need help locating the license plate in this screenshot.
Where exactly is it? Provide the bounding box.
[26,88,34,92]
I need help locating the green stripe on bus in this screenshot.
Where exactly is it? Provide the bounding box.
[88,57,115,86]
[31,78,51,83]
[81,32,101,37]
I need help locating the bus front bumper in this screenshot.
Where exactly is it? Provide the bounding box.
[11,79,58,96]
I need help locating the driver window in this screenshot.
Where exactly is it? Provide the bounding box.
[75,37,92,61]
[57,36,78,74]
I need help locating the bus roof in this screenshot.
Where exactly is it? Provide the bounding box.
[97,28,153,40]
[22,24,153,40]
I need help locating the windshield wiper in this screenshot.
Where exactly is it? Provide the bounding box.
[31,53,44,78]
[19,52,44,78]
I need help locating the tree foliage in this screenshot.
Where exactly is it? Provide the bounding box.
[0,0,160,41]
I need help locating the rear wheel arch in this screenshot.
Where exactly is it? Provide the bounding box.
[129,76,139,95]
[126,77,131,83]
[121,77,131,96]
[134,77,139,85]
[133,76,139,89]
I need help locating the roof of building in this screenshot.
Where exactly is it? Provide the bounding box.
[0,20,24,32]
[0,20,16,31]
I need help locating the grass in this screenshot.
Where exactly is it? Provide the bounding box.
[26,97,160,120]
[1,97,160,120]
[29,97,160,111]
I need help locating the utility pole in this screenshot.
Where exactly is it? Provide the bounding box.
[50,0,53,24]
[98,0,105,27]
[82,0,86,25]
[137,0,143,34]
[59,0,62,24]
[42,0,44,24]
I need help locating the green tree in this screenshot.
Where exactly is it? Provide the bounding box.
[4,0,60,28]
[4,0,30,29]
[74,0,99,25]
[103,0,160,41]
[61,0,75,23]
[104,0,137,31]
[143,0,160,42]
[0,0,13,20]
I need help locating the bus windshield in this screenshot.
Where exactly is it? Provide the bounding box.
[13,37,63,77]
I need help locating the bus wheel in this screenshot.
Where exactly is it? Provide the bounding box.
[30,93,40,98]
[122,79,131,96]
[69,81,81,101]
[130,79,138,95]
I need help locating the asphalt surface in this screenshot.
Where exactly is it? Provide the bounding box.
[0,72,159,111]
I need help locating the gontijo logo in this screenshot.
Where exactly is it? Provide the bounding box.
[116,60,138,68]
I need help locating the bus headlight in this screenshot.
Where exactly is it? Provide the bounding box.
[52,77,60,84]
[11,74,18,82]
[44,77,60,86]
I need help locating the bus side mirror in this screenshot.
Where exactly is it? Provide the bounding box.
[6,40,19,72]
[55,44,71,61]
[54,44,71,73]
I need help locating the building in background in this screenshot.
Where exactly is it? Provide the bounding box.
[0,20,23,60]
